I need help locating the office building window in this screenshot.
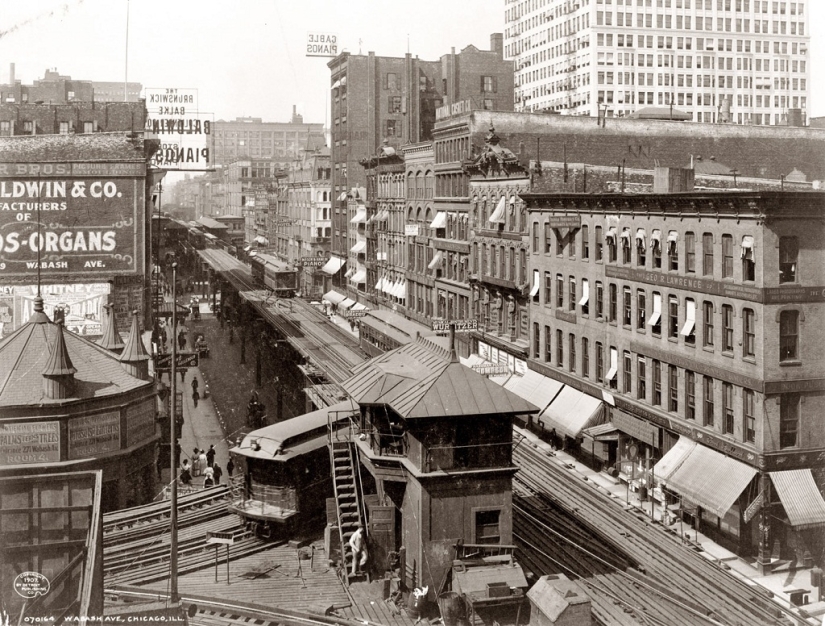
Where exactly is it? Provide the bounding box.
[723,382,734,434]
[623,351,632,393]
[544,272,552,305]
[703,376,715,427]
[569,334,577,372]
[652,360,662,405]
[622,229,632,264]
[557,329,564,367]
[685,232,695,273]
[580,279,589,316]
[596,342,604,383]
[385,119,398,137]
[532,223,539,252]
[556,230,565,256]
[533,323,540,358]
[668,231,679,271]
[669,365,679,412]
[686,371,696,420]
[569,277,576,312]
[582,337,590,378]
[623,286,632,326]
[652,234,662,268]
[637,230,647,266]
[607,347,618,389]
[608,283,617,322]
[702,233,713,276]
[779,310,799,361]
[595,226,603,261]
[779,236,798,283]
[744,389,755,443]
[556,274,564,308]
[682,298,696,344]
[703,302,714,347]
[722,234,733,278]
[544,222,552,253]
[596,282,604,318]
[743,308,755,358]
[668,296,679,338]
[722,304,734,352]
[582,224,590,259]
[544,325,552,362]
[475,509,500,544]
[637,357,647,400]
[779,393,799,448]
[650,292,662,336]
[637,290,646,330]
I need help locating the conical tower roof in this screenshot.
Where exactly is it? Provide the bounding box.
[119,311,150,364]
[97,303,125,353]
[42,321,77,377]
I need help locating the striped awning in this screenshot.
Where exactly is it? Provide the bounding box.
[538,386,603,439]
[320,256,345,275]
[770,470,825,530]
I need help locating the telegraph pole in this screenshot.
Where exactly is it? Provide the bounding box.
[170,262,179,603]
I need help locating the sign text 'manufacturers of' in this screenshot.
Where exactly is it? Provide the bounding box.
[0,165,142,277]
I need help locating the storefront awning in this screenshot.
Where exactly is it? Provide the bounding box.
[770,470,825,530]
[430,211,447,229]
[320,256,346,276]
[351,240,367,254]
[428,251,443,271]
[351,269,367,283]
[612,409,659,445]
[653,437,696,482]
[504,369,563,414]
[323,290,347,306]
[538,386,603,439]
[254,235,269,245]
[351,302,368,311]
[339,298,356,310]
[351,206,367,224]
[488,197,507,224]
[375,277,385,291]
[664,444,757,518]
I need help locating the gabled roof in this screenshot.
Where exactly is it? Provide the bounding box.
[341,337,538,419]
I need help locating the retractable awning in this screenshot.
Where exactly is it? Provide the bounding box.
[320,256,345,276]
[680,299,696,337]
[538,386,603,439]
[323,290,347,306]
[351,206,367,224]
[375,277,385,291]
[339,298,356,310]
[351,269,367,283]
[635,228,646,248]
[578,278,589,306]
[741,235,755,259]
[650,229,662,249]
[503,369,563,414]
[351,240,367,254]
[428,251,444,271]
[430,211,447,229]
[529,269,540,298]
[351,302,368,311]
[488,197,507,224]
[664,444,757,518]
[770,470,825,530]
[653,437,696,482]
[338,192,348,201]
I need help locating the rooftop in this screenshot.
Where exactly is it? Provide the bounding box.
[0,132,153,162]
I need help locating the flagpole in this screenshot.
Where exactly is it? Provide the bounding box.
[124,0,130,102]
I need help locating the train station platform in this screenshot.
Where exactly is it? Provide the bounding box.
[515,426,824,622]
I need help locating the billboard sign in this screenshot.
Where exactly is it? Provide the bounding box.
[0,283,111,338]
[144,88,213,171]
[0,170,142,277]
[306,32,339,57]
[0,422,61,465]
[68,411,121,460]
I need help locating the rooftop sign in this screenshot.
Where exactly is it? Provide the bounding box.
[144,88,213,172]
[306,32,339,57]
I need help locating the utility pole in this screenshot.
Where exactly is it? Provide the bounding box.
[170,262,179,603]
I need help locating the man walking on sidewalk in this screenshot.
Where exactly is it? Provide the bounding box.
[206,444,216,468]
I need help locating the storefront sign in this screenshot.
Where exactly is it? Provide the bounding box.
[405,224,420,237]
[0,422,60,465]
[546,215,581,229]
[0,163,145,177]
[306,32,339,57]
[126,400,157,448]
[68,412,121,459]
[432,319,477,332]
[743,489,766,523]
[301,257,328,268]
[763,378,825,394]
[472,364,510,376]
[0,172,141,276]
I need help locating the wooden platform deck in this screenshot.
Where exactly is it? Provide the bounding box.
[335,580,420,626]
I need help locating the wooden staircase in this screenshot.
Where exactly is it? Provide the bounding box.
[329,436,366,585]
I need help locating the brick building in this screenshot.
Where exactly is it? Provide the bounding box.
[0,65,142,105]
[0,101,147,137]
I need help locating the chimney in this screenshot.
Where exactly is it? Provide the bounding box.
[9,62,15,85]
[490,33,503,56]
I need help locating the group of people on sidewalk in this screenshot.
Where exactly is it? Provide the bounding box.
[179,444,234,488]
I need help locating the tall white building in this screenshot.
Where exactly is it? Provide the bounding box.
[505,0,810,125]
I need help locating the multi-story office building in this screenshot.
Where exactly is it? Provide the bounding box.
[221,158,282,243]
[328,36,514,287]
[505,0,810,124]
[522,183,825,567]
[212,109,325,166]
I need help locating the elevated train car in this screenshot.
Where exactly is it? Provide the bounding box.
[228,400,357,539]
[250,252,299,298]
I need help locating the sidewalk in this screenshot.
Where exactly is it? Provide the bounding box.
[516,427,824,621]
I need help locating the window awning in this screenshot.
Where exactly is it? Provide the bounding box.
[430,211,447,229]
[605,347,618,382]
[375,277,385,291]
[578,278,589,306]
[344,267,355,278]
[605,226,617,245]
[770,469,825,530]
[338,192,348,202]
[664,443,758,518]
[351,240,367,254]
[680,299,696,336]
[351,302,368,311]
[529,269,540,297]
[489,197,507,224]
[653,437,696,482]
[382,278,394,294]
[393,281,406,299]
[620,228,631,246]
[428,251,444,271]
[377,208,390,221]
[351,269,367,283]
[323,290,347,306]
[650,229,662,249]
[648,292,662,327]
[351,206,367,224]
[538,386,604,439]
[667,230,678,253]
[339,298,356,310]
[320,256,346,275]
[332,79,341,89]
[741,235,754,259]
[504,369,563,414]
[635,228,646,248]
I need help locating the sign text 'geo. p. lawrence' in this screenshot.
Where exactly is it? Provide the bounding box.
[0,174,141,277]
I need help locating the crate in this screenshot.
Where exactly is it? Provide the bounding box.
[487,582,510,598]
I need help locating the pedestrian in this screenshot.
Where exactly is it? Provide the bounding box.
[192,448,201,477]
[348,523,368,576]
[180,465,192,485]
[191,377,199,396]
[198,449,208,475]
[179,367,187,383]
[203,465,214,488]
[206,444,216,468]
[192,388,199,408]
[160,327,168,352]
[216,308,223,328]
[178,328,186,351]
[226,457,235,477]
[212,462,222,485]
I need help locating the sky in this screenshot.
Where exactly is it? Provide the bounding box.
[0,0,822,123]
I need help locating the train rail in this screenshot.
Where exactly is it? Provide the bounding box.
[512,434,805,626]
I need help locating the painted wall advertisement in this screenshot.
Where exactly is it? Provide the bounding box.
[0,283,110,338]
[0,163,143,277]
[125,400,157,448]
[68,411,121,460]
[0,422,61,465]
